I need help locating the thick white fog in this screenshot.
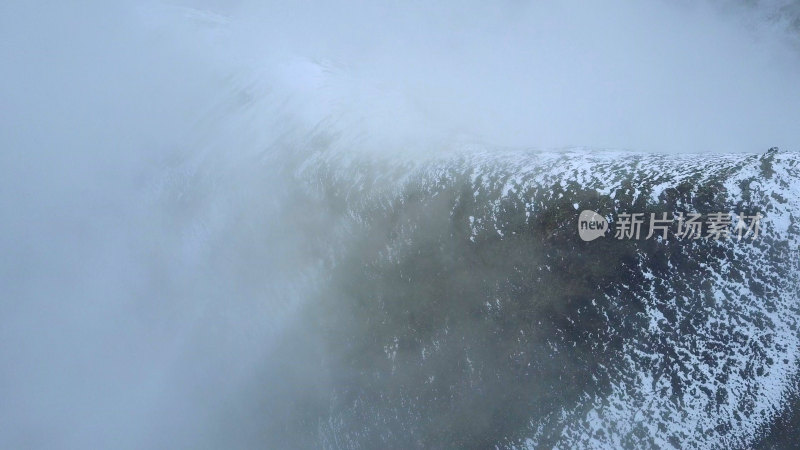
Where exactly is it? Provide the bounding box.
[1,0,799,448]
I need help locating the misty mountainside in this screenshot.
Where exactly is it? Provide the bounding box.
[242,147,800,449]
[8,2,800,449]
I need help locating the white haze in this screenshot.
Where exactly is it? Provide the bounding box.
[1,0,799,448]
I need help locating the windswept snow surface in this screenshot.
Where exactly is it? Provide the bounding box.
[294,147,800,449]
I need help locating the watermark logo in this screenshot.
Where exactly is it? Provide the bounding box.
[578,210,609,241]
[578,210,763,242]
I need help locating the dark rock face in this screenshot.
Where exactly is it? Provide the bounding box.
[277,148,800,448]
